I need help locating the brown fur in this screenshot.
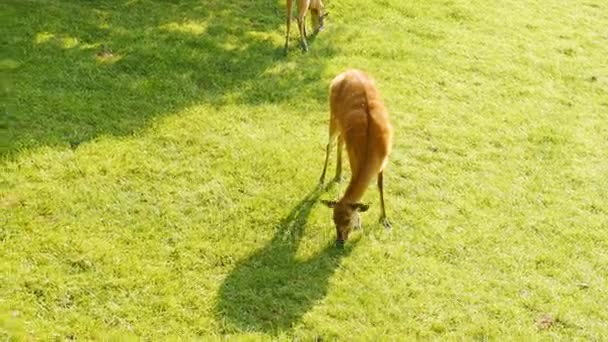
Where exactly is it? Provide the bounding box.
[284,0,326,53]
[320,70,393,244]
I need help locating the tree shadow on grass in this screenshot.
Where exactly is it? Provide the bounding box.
[216,183,356,333]
[1,0,334,158]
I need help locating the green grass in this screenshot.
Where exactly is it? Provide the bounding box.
[1,0,607,339]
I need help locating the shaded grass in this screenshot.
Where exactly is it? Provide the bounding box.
[2,0,608,339]
[1,0,334,157]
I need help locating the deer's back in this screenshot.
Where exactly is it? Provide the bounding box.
[330,69,393,202]
[330,69,391,150]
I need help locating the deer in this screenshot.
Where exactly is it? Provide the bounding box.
[319,69,393,247]
[284,0,327,53]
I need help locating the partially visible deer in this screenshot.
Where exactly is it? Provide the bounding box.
[319,69,393,246]
[284,0,327,53]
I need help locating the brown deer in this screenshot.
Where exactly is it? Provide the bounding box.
[319,70,393,246]
[284,0,327,53]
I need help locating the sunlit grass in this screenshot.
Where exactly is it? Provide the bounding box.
[160,21,208,36]
[1,0,607,339]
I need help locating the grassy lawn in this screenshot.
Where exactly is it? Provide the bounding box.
[1,0,607,339]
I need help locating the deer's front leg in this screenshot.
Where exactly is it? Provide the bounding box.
[284,18,291,53]
[320,119,339,184]
[378,170,392,229]
[320,141,332,184]
[335,136,343,182]
[296,17,309,52]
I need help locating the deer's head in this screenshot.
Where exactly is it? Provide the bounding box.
[311,10,328,33]
[317,11,329,31]
[318,12,328,31]
[322,200,369,246]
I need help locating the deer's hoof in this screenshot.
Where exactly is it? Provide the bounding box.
[381,218,392,230]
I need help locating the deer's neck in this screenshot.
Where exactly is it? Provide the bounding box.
[340,164,376,204]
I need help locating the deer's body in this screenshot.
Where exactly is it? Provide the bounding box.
[320,69,393,245]
[284,0,326,53]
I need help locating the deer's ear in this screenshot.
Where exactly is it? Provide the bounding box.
[349,203,370,212]
[321,200,337,208]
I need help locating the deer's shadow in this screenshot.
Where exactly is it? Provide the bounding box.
[216,184,354,333]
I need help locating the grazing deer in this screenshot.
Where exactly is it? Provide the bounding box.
[320,69,393,246]
[284,0,327,53]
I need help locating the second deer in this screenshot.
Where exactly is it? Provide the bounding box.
[284,0,327,53]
